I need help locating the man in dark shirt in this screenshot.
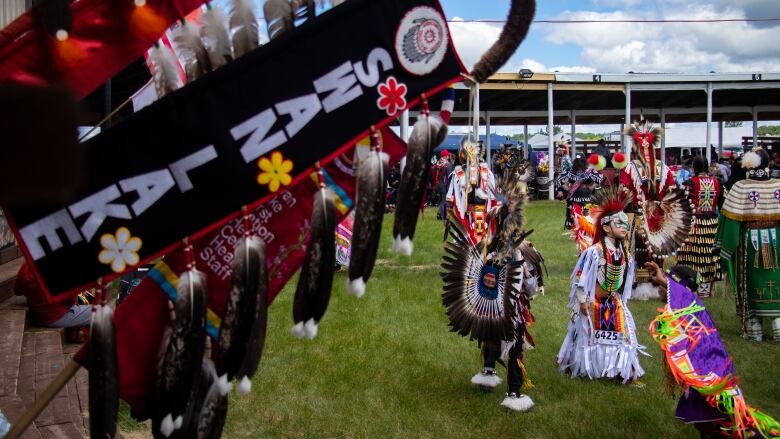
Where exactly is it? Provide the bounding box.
[436,150,454,220]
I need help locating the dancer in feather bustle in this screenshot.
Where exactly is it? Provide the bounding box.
[717,147,780,342]
[619,121,694,300]
[676,156,722,298]
[441,145,544,412]
[556,187,648,385]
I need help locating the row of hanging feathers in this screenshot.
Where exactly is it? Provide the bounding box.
[150,0,344,99]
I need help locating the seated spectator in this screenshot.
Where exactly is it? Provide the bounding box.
[13,263,91,328]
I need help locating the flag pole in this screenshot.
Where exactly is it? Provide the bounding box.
[5,359,81,439]
[78,95,134,142]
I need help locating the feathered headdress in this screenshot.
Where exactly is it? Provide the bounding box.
[589,186,631,244]
[742,147,769,178]
[625,121,663,196]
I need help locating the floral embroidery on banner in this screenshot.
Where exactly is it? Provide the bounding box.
[98,227,142,273]
[376,76,407,116]
[257,151,293,192]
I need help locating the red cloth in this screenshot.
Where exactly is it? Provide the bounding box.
[74,127,407,418]
[689,176,721,214]
[0,0,206,99]
[13,263,72,325]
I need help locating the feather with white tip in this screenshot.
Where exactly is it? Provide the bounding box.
[392,112,448,256]
[348,149,389,297]
[154,269,207,438]
[292,187,336,339]
[264,0,294,40]
[173,20,211,83]
[150,44,181,98]
[201,5,233,69]
[229,0,259,58]
[234,237,269,395]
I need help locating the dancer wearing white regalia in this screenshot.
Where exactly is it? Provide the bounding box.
[557,187,648,385]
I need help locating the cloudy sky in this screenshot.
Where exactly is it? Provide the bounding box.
[442,0,780,74]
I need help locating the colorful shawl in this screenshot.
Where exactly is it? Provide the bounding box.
[650,279,780,438]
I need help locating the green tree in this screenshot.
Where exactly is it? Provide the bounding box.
[758,125,780,136]
[539,125,562,136]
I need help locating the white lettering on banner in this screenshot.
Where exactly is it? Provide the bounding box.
[232,109,287,163]
[353,48,394,87]
[68,185,133,241]
[119,169,176,216]
[314,61,363,113]
[233,47,395,163]
[275,94,322,139]
[168,145,219,192]
[19,209,83,260]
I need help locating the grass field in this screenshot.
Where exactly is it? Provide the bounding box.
[123,201,780,438]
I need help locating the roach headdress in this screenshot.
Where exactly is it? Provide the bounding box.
[590,186,632,244]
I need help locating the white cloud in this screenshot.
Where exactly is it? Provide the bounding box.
[448,17,502,71]
[592,0,644,7]
[542,1,780,73]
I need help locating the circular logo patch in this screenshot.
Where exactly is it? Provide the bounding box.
[395,6,449,76]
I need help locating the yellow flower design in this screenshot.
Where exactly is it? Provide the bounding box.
[257,151,293,192]
[98,227,142,273]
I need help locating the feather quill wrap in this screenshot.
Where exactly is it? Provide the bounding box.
[88,304,118,439]
[201,5,233,69]
[347,150,389,297]
[292,187,336,339]
[155,269,208,438]
[264,0,294,40]
[392,113,447,255]
[173,20,211,83]
[229,0,259,58]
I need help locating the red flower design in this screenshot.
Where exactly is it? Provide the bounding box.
[376,76,407,116]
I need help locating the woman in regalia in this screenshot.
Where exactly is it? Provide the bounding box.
[717,147,780,342]
[676,156,722,298]
[557,187,647,385]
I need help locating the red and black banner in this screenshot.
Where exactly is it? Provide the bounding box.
[4,0,466,297]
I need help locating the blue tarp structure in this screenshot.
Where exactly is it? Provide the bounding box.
[434,134,518,152]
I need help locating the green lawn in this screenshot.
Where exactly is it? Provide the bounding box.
[125,201,780,438]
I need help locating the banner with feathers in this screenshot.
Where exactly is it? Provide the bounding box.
[5,0,466,297]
